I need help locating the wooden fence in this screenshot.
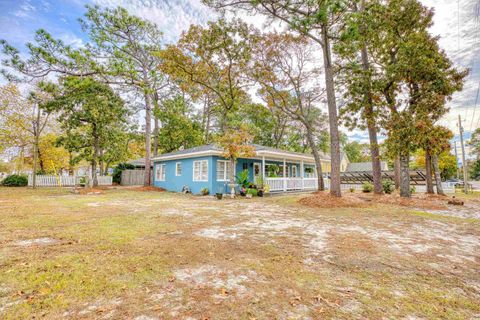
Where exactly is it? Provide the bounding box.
[121,170,151,186]
[28,175,112,187]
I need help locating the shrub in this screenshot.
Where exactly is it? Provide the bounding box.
[246,188,258,197]
[201,187,209,196]
[112,163,135,184]
[1,174,28,187]
[236,169,250,188]
[410,186,416,194]
[382,180,394,194]
[349,187,355,193]
[362,182,373,193]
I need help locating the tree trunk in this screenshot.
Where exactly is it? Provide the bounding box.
[425,150,434,194]
[399,153,410,198]
[358,0,382,195]
[305,124,324,190]
[99,149,104,176]
[32,105,42,188]
[92,131,99,187]
[394,156,401,190]
[144,92,153,186]
[153,116,159,157]
[32,134,39,189]
[321,23,341,197]
[432,154,444,195]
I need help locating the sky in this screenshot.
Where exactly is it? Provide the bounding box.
[0,0,479,158]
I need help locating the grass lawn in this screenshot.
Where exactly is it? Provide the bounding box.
[0,187,479,319]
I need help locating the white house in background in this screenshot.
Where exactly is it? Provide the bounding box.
[346,161,389,172]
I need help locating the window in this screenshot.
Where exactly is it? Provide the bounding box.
[156,164,166,181]
[193,160,208,181]
[278,165,289,178]
[305,167,315,178]
[175,162,182,176]
[216,160,231,181]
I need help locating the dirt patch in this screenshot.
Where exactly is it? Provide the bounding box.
[299,191,367,208]
[299,191,451,210]
[366,193,448,210]
[131,186,166,192]
[13,238,58,247]
[75,187,105,195]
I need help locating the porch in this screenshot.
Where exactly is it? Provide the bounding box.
[264,177,319,192]
[245,155,324,193]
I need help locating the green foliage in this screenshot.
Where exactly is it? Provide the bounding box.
[43,77,130,170]
[382,180,394,194]
[267,164,280,177]
[344,141,371,162]
[1,174,28,187]
[470,159,480,180]
[154,96,204,153]
[362,182,373,193]
[235,170,250,189]
[200,187,209,196]
[410,186,416,194]
[246,188,258,197]
[112,163,135,184]
[468,128,480,159]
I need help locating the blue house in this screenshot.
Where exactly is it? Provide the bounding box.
[152,144,331,194]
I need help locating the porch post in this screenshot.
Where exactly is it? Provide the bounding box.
[262,156,266,179]
[283,158,287,192]
[301,160,304,190]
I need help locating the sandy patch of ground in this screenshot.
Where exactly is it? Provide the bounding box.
[13,237,58,247]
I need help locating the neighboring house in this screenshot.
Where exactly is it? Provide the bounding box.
[152,144,330,194]
[340,152,350,172]
[346,161,389,172]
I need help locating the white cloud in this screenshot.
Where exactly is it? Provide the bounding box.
[90,0,216,43]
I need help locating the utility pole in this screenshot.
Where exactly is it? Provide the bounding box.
[453,140,459,179]
[458,115,468,193]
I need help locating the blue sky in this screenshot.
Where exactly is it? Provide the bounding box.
[0,0,479,157]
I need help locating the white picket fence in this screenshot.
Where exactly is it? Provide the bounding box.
[28,175,112,187]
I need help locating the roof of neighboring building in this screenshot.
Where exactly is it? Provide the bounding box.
[128,158,153,167]
[152,144,330,162]
[346,161,389,172]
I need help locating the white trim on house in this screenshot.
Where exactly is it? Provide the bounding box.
[175,162,182,176]
[193,160,208,182]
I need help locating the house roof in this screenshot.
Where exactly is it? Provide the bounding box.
[346,161,389,172]
[152,144,330,163]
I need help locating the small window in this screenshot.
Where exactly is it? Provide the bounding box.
[156,164,166,181]
[175,162,182,176]
[193,160,208,181]
[216,160,231,181]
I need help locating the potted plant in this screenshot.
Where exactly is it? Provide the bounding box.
[201,187,209,196]
[216,187,224,200]
[79,176,88,187]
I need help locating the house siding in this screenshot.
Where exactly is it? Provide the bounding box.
[153,156,213,194]
[153,154,325,195]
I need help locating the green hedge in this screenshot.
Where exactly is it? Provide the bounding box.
[1,174,28,187]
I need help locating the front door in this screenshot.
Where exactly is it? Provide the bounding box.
[253,163,261,181]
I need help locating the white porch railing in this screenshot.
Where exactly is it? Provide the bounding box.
[265,177,319,192]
